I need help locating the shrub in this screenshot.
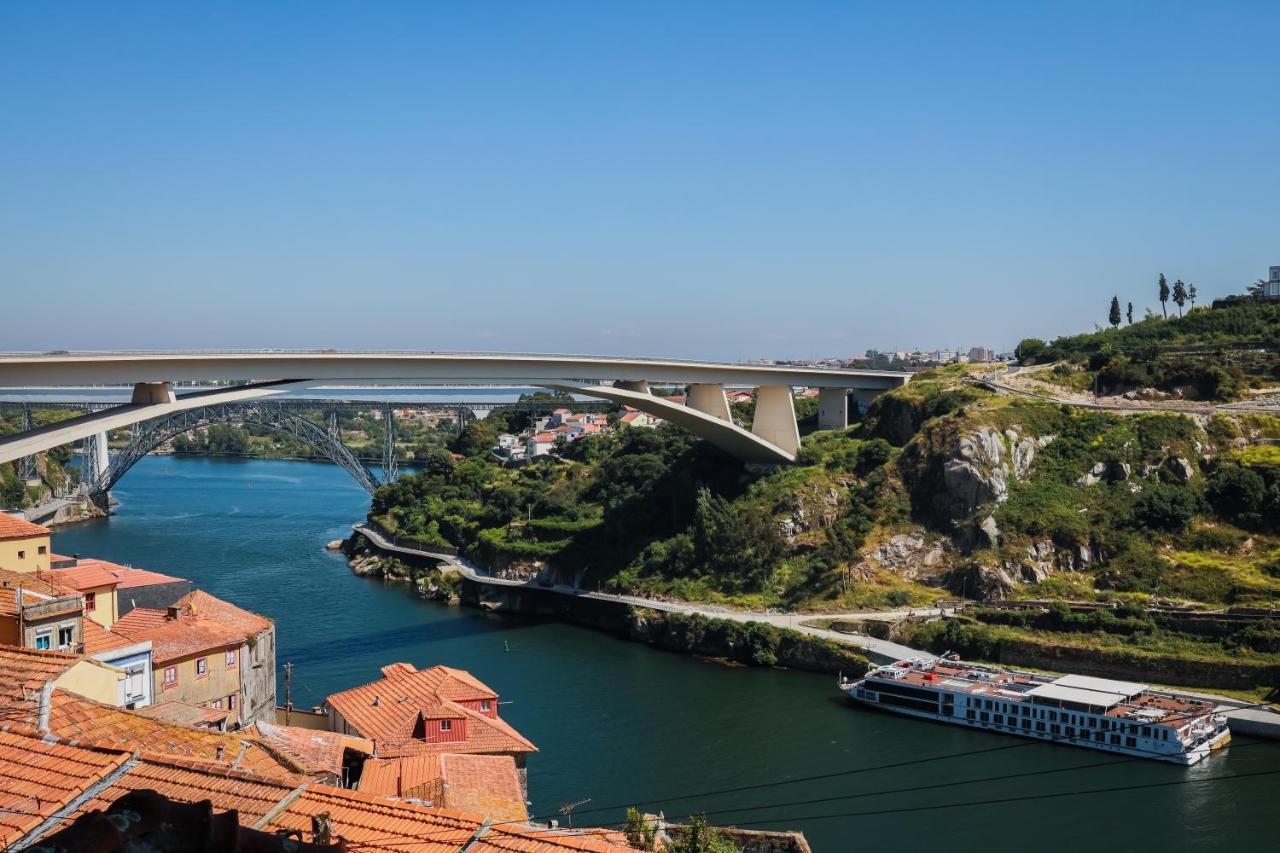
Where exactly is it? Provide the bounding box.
[1130,482,1201,532]
[1206,466,1267,526]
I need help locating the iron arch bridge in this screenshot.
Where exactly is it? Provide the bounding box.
[86,401,386,500]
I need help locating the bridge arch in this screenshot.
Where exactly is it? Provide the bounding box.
[89,402,382,500]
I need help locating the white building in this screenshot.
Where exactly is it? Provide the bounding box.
[1265,266,1280,300]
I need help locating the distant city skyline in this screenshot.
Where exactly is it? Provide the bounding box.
[2,2,1277,359]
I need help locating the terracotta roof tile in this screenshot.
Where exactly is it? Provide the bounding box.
[359,754,528,824]
[50,554,186,589]
[71,752,300,827]
[41,563,120,591]
[175,589,272,634]
[0,644,83,712]
[249,720,372,779]
[0,515,49,541]
[0,728,130,849]
[82,619,138,655]
[40,690,305,779]
[134,700,231,729]
[112,603,248,664]
[268,786,635,852]
[326,665,534,758]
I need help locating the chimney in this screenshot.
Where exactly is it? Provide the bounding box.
[166,606,180,620]
[215,745,224,760]
[373,695,380,707]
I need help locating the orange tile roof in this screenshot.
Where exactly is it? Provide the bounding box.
[359,753,528,823]
[37,690,305,779]
[81,619,138,655]
[0,727,636,853]
[326,664,534,758]
[70,752,300,827]
[176,589,273,634]
[0,515,49,541]
[0,569,68,617]
[249,720,372,779]
[50,554,187,588]
[267,786,634,852]
[112,604,247,664]
[134,700,230,729]
[0,729,131,849]
[41,563,120,591]
[0,644,83,713]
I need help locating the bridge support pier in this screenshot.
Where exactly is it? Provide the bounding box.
[131,382,176,404]
[750,385,800,458]
[614,380,650,394]
[818,388,850,430]
[686,384,731,422]
[850,388,880,417]
[382,409,398,484]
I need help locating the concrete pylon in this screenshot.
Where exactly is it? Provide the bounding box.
[686,383,731,422]
[750,385,800,458]
[614,380,650,394]
[818,388,850,430]
[850,388,880,417]
[131,382,177,404]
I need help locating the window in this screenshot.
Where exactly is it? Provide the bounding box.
[440,720,452,732]
[84,592,96,612]
[34,631,51,650]
[225,649,237,669]
[195,657,208,678]
[57,626,74,648]
[212,699,223,710]
[164,666,177,686]
[480,699,492,712]
[38,545,47,555]
[1125,736,1138,748]
[228,694,237,710]
[126,666,145,699]
[17,550,25,560]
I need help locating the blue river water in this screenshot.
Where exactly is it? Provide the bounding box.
[49,456,1279,852]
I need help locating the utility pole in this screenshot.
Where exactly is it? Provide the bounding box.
[284,662,293,725]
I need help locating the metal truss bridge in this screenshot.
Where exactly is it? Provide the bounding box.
[0,397,607,503]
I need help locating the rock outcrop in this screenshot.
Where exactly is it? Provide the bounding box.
[939,426,1052,518]
[854,530,950,581]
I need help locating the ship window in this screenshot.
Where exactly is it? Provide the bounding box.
[1036,722,1045,732]
[1126,736,1137,748]
[1065,727,1075,739]
[994,714,1003,725]
[1111,735,1121,745]
[1142,726,1151,738]
[967,710,975,720]
[1050,724,1060,735]
[1021,719,1030,730]
[1162,730,1169,741]
[1049,711,1057,722]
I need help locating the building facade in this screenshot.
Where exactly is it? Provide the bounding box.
[0,516,51,574]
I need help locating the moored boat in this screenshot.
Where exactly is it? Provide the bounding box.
[839,655,1230,765]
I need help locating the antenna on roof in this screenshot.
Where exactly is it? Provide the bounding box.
[557,798,591,829]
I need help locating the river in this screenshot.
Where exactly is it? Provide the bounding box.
[49,455,1278,852]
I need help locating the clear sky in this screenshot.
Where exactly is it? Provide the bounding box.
[2,2,1277,359]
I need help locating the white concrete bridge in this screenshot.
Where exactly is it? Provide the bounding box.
[0,350,909,468]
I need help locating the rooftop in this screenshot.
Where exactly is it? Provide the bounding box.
[49,554,187,589]
[134,700,231,729]
[325,664,535,758]
[0,728,638,852]
[0,514,49,542]
[111,589,270,663]
[250,720,373,779]
[359,753,529,824]
[81,619,139,655]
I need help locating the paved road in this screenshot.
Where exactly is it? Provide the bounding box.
[353,523,933,664]
[973,369,1280,415]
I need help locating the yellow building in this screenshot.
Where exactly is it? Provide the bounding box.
[110,595,270,729]
[0,515,52,574]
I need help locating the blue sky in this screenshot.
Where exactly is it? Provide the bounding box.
[2,2,1277,359]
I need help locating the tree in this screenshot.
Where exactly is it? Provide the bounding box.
[1108,296,1122,328]
[1188,283,1198,307]
[1172,280,1188,317]
[1126,302,1134,324]
[1016,338,1048,365]
[1158,273,1170,318]
[1206,466,1267,526]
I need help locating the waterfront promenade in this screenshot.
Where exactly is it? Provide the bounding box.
[353,522,934,665]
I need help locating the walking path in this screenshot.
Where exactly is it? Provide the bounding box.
[352,522,933,664]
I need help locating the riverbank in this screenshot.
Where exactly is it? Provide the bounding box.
[345,526,871,675]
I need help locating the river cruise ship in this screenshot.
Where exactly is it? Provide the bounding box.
[841,656,1230,765]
